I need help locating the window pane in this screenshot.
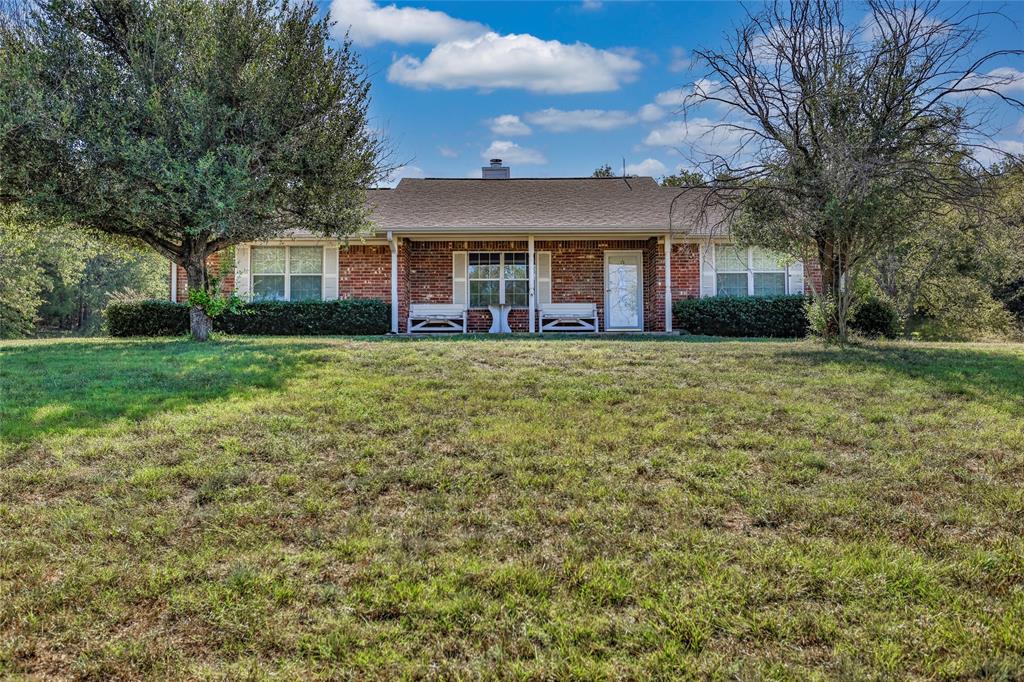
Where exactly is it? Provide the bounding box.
[253,274,285,300]
[753,272,786,297]
[469,263,500,279]
[751,247,785,271]
[504,263,528,280]
[469,253,500,266]
[505,280,528,307]
[252,247,285,274]
[715,245,747,272]
[470,280,499,307]
[289,246,322,274]
[716,273,748,297]
[290,275,322,301]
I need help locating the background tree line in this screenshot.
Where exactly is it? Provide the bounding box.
[0,207,167,337]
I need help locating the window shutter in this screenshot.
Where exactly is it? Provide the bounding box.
[323,245,339,300]
[787,260,805,295]
[234,245,251,300]
[536,252,552,304]
[699,244,716,297]
[452,251,468,306]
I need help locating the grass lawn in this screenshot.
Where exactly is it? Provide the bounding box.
[2,336,1023,679]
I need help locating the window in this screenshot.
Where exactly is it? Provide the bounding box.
[251,246,323,301]
[468,252,528,307]
[714,245,789,297]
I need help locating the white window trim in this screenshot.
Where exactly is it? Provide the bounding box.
[713,245,790,297]
[251,245,325,302]
[468,252,528,308]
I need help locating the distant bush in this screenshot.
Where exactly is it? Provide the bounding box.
[107,299,390,337]
[673,296,809,337]
[850,296,901,339]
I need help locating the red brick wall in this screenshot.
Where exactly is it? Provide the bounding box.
[169,240,719,333]
[670,243,700,300]
[340,244,390,300]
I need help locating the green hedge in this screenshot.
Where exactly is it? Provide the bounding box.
[673,295,809,338]
[107,299,390,337]
[107,300,190,337]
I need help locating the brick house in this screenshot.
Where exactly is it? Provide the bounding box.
[170,160,815,334]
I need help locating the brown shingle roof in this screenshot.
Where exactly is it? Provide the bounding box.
[365,177,725,235]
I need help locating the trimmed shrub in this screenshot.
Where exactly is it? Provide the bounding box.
[217,299,389,335]
[850,296,901,339]
[107,300,190,337]
[673,295,809,338]
[107,299,390,337]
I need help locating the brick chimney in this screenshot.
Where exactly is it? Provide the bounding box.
[482,158,510,180]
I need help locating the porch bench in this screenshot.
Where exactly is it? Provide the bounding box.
[408,304,467,334]
[539,303,599,333]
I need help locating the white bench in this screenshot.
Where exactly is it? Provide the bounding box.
[539,303,599,333]
[408,304,467,334]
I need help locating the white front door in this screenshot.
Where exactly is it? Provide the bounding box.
[605,251,643,330]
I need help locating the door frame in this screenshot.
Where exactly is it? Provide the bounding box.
[603,250,644,331]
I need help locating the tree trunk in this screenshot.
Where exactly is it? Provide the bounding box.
[184,255,213,342]
[815,239,846,343]
[189,305,213,342]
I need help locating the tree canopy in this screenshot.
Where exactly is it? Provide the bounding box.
[1,0,387,339]
[682,0,1024,341]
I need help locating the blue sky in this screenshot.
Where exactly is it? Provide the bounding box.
[321,0,1024,183]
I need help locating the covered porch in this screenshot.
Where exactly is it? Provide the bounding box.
[389,235,701,334]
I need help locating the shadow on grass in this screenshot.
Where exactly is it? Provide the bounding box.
[774,344,1024,410]
[0,338,337,443]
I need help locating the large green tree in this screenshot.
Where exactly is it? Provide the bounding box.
[1,0,386,340]
[683,0,1023,342]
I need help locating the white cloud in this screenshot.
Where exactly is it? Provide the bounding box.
[388,32,642,94]
[581,0,602,10]
[1016,117,1024,136]
[668,47,692,73]
[643,117,749,150]
[654,79,722,108]
[482,140,547,165]
[624,158,667,176]
[1000,140,1024,155]
[638,103,665,122]
[330,0,486,46]
[654,88,686,107]
[525,108,636,132]
[438,145,459,158]
[489,114,532,136]
[963,67,1024,96]
[975,139,1024,166]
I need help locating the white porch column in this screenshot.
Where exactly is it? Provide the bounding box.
[388,231,399,334]
[528,235,536,333]
[664,233,673,332]
[169,259,177,302]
